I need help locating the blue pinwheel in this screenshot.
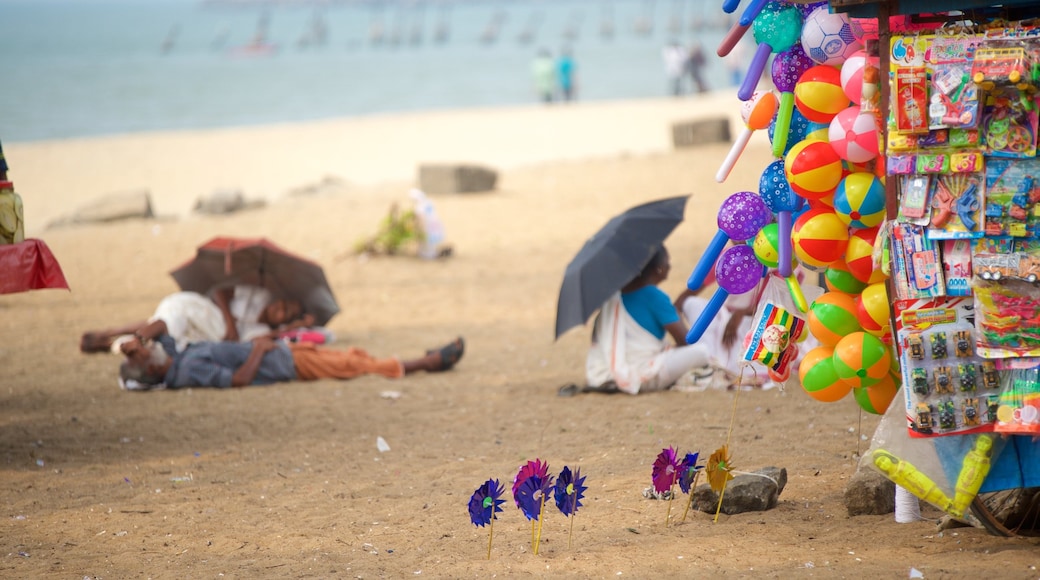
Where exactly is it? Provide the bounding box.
[554,466,587,549]
[515,469,555,555]
[512,459,549,507]
[678,452,704,522]
[468,478,506,559]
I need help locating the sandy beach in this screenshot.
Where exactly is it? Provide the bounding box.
[3,96,1039,577]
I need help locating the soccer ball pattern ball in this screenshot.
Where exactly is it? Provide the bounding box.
[801,7,862,66]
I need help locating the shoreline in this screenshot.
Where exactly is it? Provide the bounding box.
[7,93,753,234]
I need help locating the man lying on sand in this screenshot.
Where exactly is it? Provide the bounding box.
[118,333,465,390]
[81,285,316,354]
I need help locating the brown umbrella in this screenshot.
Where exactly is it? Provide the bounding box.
[170,237,340,326]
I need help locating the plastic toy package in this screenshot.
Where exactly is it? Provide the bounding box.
[929,35,981,130]
[979,86,1039,158]
[984,157,1040,237]
[889,223,946,300]
[742,273,821,385]
[894,297,999,438]
[993,360,1040,435]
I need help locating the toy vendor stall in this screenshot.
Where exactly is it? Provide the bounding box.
[0,141,69,295]
[692,0,1040,535]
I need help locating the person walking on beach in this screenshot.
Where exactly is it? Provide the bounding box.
[686,41,709,94]
[556,47,576,102]
[118,333,465,390]
[661,40,687,96]
[531,48,556,103]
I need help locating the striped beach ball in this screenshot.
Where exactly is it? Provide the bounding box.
[828,107,880,163]
[853,372,899,414]
[799,345,852,403]
[856,281,890,337]
[809,291,862,346]
[834,172,886,228]
[785,139,844,200]
[792,208,849,267]
[832,331,890,388]
[794,64,851,123]
[844,226,886,283]
[825,259,868,294]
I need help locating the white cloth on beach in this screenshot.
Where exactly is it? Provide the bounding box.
[586,293,709,395]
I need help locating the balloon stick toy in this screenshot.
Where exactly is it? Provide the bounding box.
[687,191,772,292]
[687,245,766,345]
[738,1,804,101]
[716,90,778,183]
[770,46,815,157]
[758,159,803,279]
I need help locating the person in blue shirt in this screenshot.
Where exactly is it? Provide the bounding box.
[582,245,711,395]
[557,48,576,102]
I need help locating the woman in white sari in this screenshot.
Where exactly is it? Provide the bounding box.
[585,246,711,395]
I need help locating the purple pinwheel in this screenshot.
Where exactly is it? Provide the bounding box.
[512,459,549,508]
[516,474,555,521]
[468,478,506,527]
[678,452,703,494]
[651,447,682,494]
[554,466,587,516]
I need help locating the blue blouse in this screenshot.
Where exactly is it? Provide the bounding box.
[621,286,679,340]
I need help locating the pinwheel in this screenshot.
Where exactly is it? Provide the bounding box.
[554,466,587,548]
[652,446,683,525]
[468,478,506,559]
[678,452,704,523]
[512,459,549,507]
[706,445,736,522]
[515,471,555,555]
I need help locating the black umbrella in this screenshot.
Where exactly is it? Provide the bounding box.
[170,237,340,327]
[555,195,689,339]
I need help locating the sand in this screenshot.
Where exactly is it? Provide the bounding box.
[2,96,1039,578]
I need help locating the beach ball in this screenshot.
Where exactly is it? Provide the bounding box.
[792,208,849,267]
[785,139,844,200]
[833,172,885,228]
[832,331,890,388]
[825,259,868,294]
[752,223,785,268]
[828,107,880,164]
[840,50,876,104]
[799,345,852,402]
[801,7,862,66]
[856,281,890,337]
[845,226,886,283]
[808,290,861,346]
[853,372,899,414]
[795,65,851,124]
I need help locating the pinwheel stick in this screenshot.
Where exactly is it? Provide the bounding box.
[665,485,675,526]
[713,479,730,523]
[534,496,546,555]
[487,515,495,560]
[568,494,577,549]
[681,471,701,523]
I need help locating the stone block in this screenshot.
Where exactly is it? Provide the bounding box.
[844,460,896,516]
[49,189,154,228]
[671,117,731,148]
[418,164,498,194]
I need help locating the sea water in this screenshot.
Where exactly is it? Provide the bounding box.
[0,0,743,143]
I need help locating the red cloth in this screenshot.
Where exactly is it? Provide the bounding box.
[0,239,69,295]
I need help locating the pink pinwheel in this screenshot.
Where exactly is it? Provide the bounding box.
[512,458,549,507]
[652,446,683,526]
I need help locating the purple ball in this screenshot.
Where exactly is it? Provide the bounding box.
[718,191,772,242]
[771,45,815,93]
[716,245,764,294]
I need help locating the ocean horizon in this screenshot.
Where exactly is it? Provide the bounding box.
[0,0,746,144]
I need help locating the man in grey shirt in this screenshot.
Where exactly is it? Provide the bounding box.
[120,334,464,390]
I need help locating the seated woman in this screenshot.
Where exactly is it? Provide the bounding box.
[584,245,711,395]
